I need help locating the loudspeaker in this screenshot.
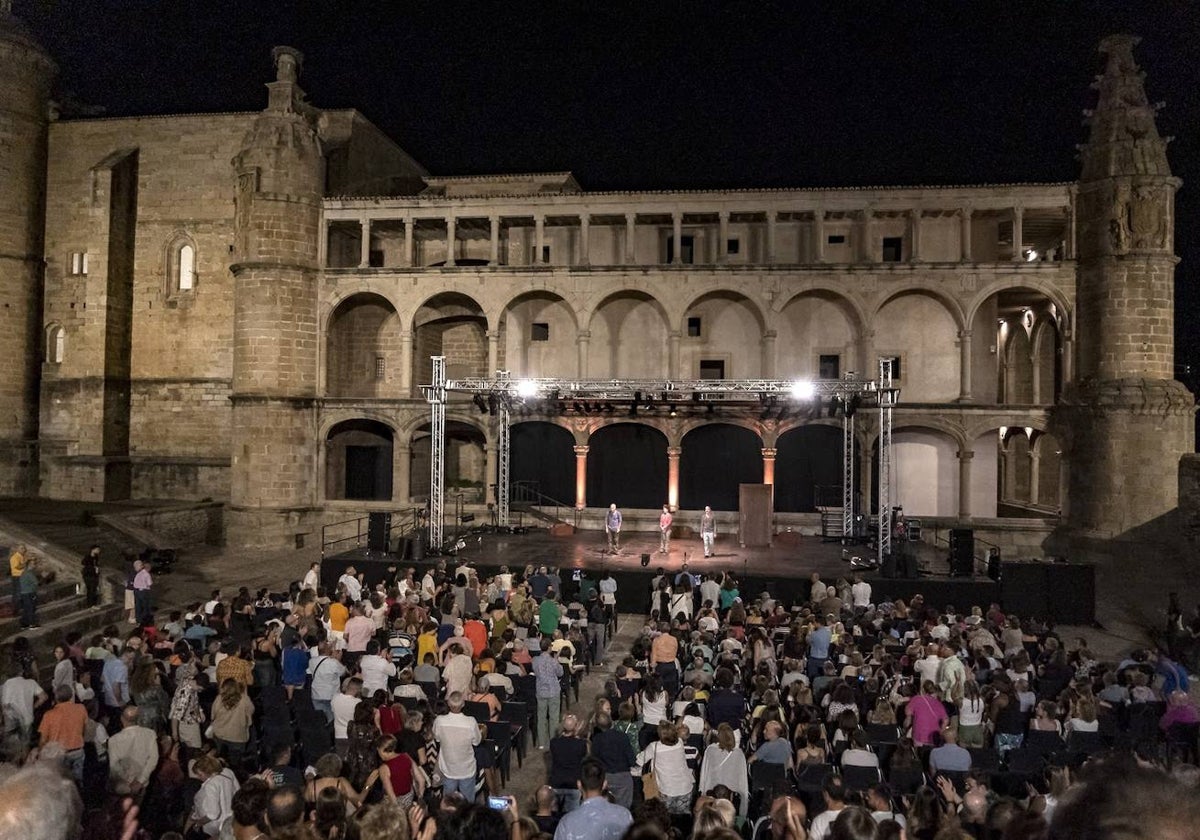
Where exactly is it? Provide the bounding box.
[986,549,1002,582]
[949,528,974,577]
[368,512,391,553]
[881,551,897,579]
[640,553,651,568]
[898,542,918,577]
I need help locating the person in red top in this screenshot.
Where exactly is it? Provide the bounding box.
[463,617,487,660]
[658,505,673,555]
[376,733,424,807]
[38,684,88,780]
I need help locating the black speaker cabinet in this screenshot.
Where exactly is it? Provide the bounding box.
[949,528,975,577]
[368,512,391,553]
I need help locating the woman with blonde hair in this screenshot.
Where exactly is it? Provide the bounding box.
[636,720,696,815]
[305,752,369,811]
[209,678,253,765]
[1065,695,1099,734]
[699,723,749,818]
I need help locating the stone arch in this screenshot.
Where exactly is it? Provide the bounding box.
[586,422,668,509]
[324,418,394,501]
[1030,315,1060,404]
[967,282,1070,403]
[877,424,964,517]
[1002,319,1034,404]
[872,288,963,402]
[679,423,764,510]
[510,420,576,504]
[325,292,405,398]
[44,322,64,365]
[775,423,845,512]
[584,290,670,378]
[677,289,768,379]
[774,288,867,379]
[409,419,488,502]
[872,286,966,332]
[965,277,1072,336]
[412,292,490,385]
[498,289,580,378]
[999,428,1033,512]
[163,230,198,296]
[1031,429,1063,511]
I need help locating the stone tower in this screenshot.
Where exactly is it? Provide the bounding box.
[0,0,54,495]
[227,47,324,548]
[1064,34,1194,536]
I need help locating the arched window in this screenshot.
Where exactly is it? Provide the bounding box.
[165,234,198,297]
[178,244,195,290]
[45,324,64,364]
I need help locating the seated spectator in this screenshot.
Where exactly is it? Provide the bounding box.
[1160,690,1200,732]
[928,725,971,775]
[751,720,793,770]
[840,728,880,769]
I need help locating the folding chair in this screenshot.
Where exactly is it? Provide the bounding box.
[842,764,882,791]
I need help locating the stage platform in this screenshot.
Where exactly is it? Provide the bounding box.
[321,527,1030,618]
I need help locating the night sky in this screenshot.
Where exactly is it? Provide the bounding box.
[15,1,1200,376]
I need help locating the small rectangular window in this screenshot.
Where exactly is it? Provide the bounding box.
[368,249,385,268]
[827,234,846,245]
[726,238,740,255]
[882,236,904,262]
[667,235,695,264]
[687,316,702,338]
[531,323,550,342]
[819,354,841,380]
[881,355,902,380]
[534,245,551,263]
[70,252,88,275]
[699,359,725,379]
[375,356,386,380]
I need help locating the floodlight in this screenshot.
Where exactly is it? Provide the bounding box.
[790,380,816,400]
[516,379,538,398]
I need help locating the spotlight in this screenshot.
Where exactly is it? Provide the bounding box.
[516,379,538,398]
[472,394,488,414]
[573,402,584,413]
[790,380,816,400]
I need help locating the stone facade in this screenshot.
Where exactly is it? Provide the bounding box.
[0,10,1192,550]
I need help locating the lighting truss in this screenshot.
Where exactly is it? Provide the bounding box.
[877,358,896,568]
[423,359,899,555]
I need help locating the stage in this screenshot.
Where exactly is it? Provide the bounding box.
[319,526,1079,619]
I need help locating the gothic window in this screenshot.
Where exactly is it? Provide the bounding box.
[45,324,64,364]
[165,234,198,297]
[69,252,88,276]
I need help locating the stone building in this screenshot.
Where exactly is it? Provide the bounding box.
[0,2,1191,550]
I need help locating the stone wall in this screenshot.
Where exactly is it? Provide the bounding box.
[1179,454,1200,550]
[109,502,225,547]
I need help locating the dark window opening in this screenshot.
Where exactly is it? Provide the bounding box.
[727,238,740,255]
[368,249,385,267]
[700,359,725,379]
[667,235,695,264]
[882,237,904,262]
[531,322,550,342]
[882,355,902,380]
[827,234,846,245]
[819,354,841,380]
[687,316,702,338]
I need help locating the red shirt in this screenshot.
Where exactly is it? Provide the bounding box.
[383,752,414,796]
[464,620,487,660]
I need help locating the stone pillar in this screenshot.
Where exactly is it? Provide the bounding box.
[488,216,500,266]
[445,216,456,266]
[667,446,681,510]
[959,208,973,261]
[485,442,498,505]
[578,214,590,266]
[1010,206,1023,261]
[624,213,637,263]
[576,330,590,377]
[957,449,974,517]
[717,211,730,263]
[1061,330,1074,385]
[668,332,681,379]
[956,329,973,402]
[908,209,921,262]
[404,215,415,267]
[765,210,777,264]
[359,217,371,267]
[393,442,411,504]
[1066,187,1077,259]
[1028,450,1040,507]
[762,447,778,485]
[761,331,777,378]
[534,214,545,264]
[813,209,826,263]
[486,330,500,376]
[857,210,873,262]
[573,445,589,509]
[399,330,414,397]
[858,331,876,379]
[671,212,683,264]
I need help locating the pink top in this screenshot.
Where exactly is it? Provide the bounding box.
[660,512,673,529]
[343,615,375,652]
[133,569,153,591]
[908,694,949,746]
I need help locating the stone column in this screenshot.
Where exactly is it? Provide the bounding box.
[813,209,826,263]
[577,330,590,377]
[908,209,921,262]
[959,208,973,261]
[956,329,973,402]
[445,216,457,266]
[404,215,415,267]
[672,212,683,264]
[858,210,873,262]
[399,330,414,397]
[1066,187,1077,260]
[858,330,876,379]
[761,331,777,378]
[578,214,590,266]
[534,214,545,264]
[1061,330,1074,384]
[1010,206,1024,261]
[487,330,500,376]
[717,211,730,263]
[359,217,371,267]
[667,446,681,510]
[762,447,778,485]
[485,442,498,505]
[573,445,589,509]
[765,210,777,264]
[625,213,637,263]
[1028,450,1040,507]
[668,331,681,379]
[393,442,411,504]
[957,449,974,517]
[488,216,500,266]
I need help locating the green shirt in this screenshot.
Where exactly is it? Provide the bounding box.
[538,599,561,635]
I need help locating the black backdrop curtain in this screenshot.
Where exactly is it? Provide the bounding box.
[585,423,668,509]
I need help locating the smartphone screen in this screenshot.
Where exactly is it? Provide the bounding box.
[488,796,508,810]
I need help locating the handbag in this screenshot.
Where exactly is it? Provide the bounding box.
[641,745,660,800]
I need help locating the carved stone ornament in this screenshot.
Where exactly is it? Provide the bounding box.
[1129,184,1169,250]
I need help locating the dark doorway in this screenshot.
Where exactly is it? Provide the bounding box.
[775,425,844,512]
[586,423,668,509]
[326,419,394,501]
[679,424,762,510]
[511,422,575,503]
[345,446,390,500]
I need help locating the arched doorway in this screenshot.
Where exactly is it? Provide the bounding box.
[775,425,843,512]
[326,419,394,501]
[586,423,668,509]
[679,424,762,510]
[969,287,1066,405]
[413,293,489,385]
[874,291,961,402]
[326,293,404,398]
[409,420,487,502]
[511,421,575,503]
[875,427,959,517]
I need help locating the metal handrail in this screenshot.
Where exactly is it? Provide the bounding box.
[320,507,423,559]
[511,481,580,528]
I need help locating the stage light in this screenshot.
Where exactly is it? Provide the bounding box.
[790,380,816,400]
[516,379,538,398]
[472,394,488,414]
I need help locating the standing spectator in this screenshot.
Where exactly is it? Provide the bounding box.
[359,639,397,697]
[302,561,321,592]
[7,543,25,609]
[590,711,636,809]
[699,723,749,819]
[308,643,347,722]
[37,684,87,780]
[331,677,363,756]
[807,616,832,681]
[343,604,375,671]
[169,656,204,749]
[376,732,424,807]
[905,681,949,747]
[16,556,38,629]
[553,757,632,840]
[210,679,254,765]
[185,753,240,837]
[50,644,75,699]
[101,648,135,729]
[540,592,563,637]
[549,713,588,813]
[433,691,483,801]
[132,558,154,626]
[338,566,363,603]
[534,647,564,749]
[851,574,872,611]
[634,721,694,815]
[443,643,473,698]
[1,663,46,753]
[81,545,102,609]
[108,705,158,795]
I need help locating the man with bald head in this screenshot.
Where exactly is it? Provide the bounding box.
[108,705,158,795]
[433,691,483,801]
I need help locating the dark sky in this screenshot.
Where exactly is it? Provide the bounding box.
[16,0,1200,370]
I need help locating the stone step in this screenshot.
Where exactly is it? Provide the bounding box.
[0,602,127,663]
[0,592,98,633]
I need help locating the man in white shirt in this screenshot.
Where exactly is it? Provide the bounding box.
[914,644,942,686]
[808,775,848,840]
[443,644,473,698]
[851,574,872,611]
[1,667,46,747]
[699,574,721,610]
[338,567,362,603]
[307,643,347,721]
[331,677,362,754]
[358,640,396,696]
[108,706,159,795]
[433,692,483,801]
[302,562,320,592]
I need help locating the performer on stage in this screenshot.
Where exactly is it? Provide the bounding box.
[658,505,673,554]
[605,503,623,554]
[699,506,716,558]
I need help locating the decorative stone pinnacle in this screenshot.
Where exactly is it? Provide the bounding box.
[272,46,304,83]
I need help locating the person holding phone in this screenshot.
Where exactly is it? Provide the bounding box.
[552,757,632,840]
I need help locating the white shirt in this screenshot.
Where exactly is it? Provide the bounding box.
[307,656,346,702]
[421,573,436,600]
[851,581,872,608]
[1,676,44,729]
[641,692,668,725]
[193,768,239,836]
[699,580,721,609]
[331,693,360,740]
[433,711,482,779]
[359,655,397,696]
[108,724,159,789]
[302,568,320,591]
[914,655,942,686]
[338,574,362,603]
[809,805,845,840]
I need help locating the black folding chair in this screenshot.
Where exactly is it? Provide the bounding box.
[842,763,882,791]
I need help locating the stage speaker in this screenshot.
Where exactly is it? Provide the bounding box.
[898,542,918,578]
[640,553,651,568]
[368,512,391,553]
[949,528,974,577]
[881,551,897,579]
[986,548,1002,582]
